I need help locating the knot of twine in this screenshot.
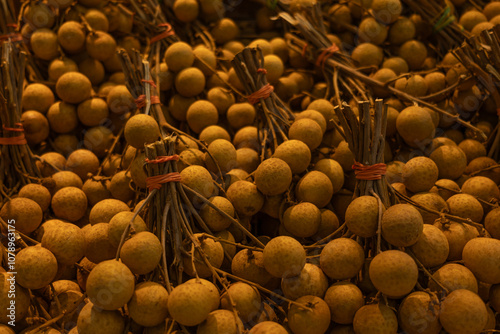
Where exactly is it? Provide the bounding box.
[150,23,175,44]
[135,95,160,109]
[316,44,339,69]
[0,123,27,145]
[145,155,181,191]
[352,162,387,180]
[247,83,274,105]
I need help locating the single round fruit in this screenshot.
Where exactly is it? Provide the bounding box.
[56,72,92,104]
[287,295,331,334]
[398,292,441,334]
[439,289,488,334]
[402,157,439,193]
[0,197,43,235]
[41,222,85,265]
[463,238,500,284]
[428,263,478,293]
[167,282,214,326]
[345,196,380,238]
[281,263,329,301]
[51,186,88,222]
[320,238,364,280]
[381,204,423,247]
[254,158,292,196]
[353,303,398,334]
[128,281,169,327]
[263,236,306,278]
[273,140,311,174]
[295,171,334,208]
[16,246,58,290]
[77,302,125,334]
[124,114,160,149]
[324,282,364,325]
[120,232,162,275]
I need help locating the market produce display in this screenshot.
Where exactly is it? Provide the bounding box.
[1,0,500,333]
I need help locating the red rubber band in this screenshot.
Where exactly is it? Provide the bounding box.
[301,43,308,58]
[0,123,27,145]
[150,23,175,44]
[146,172,181,191]
[0,33,23,42]
[257,68,268,74]
[145,155,180,164]
[247,83,274,105]
[135,95,160,108]
[352,162,387,180]
[316,44,339,69]
[142,79,157,89]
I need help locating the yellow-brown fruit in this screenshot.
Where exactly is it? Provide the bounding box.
[210,18,240,44]
[394,75,428,97]
[435,221,478,261]
[398,40,428,70]
[175,67,206,97]
[388,17,416,45]
[382,57,409,75]
[296,171,334,208]
[328,4,352,32]
[458,139,487,164]
[226,180,264,216]
[440,289,488,334]
[182,234,224,277]
[313,209,340,240]
[371,0,402,24]
[51,187,88,222]
[248,39,273,56]
[85,9,109,31]
[185,278,220,312]
[231,249,273,287]
[84,223,117,264]
[371,68,396,97]
[168,94,194,121]
[351,43,384,68]
[56,72,92,104]
[86,259,135,310]
[120,232,162,275]
[173,0,199,22]
[424,72,446,94]
[199,125,231,145]
[67,149,99,180]
[459,10,487,31]
[263,236,306,278]
[353,303,398,334]
[16,246,57,290]
[283,202,321,238]
[396,106,435,148]
[402,157,439,193]
[185,100,218,133]
[41,222,85,265]
[46,101,78,134]
[124,114,160,149]
[447,193,484,223]
[369,250,418,298]
[463,238,500,284]
[167,282,213,326]
[273,140,311,174]
[462,175,500,208]
[20,110,49,145]
[197,309,244,334]
[466,156,500,184]
[89,198,130,225]
[106,85,135,115]
[108,211,147,247]
[150,63,174,92]
[382,204,423,247]
[79,58,105,85]
[48,57,78,82]
[410,224,449,268]
[180,165,214,198]
[0,198,43,235]
[398,292,441,334]
[58,21,85,53]
[320,238,364,280]
[254,158,292,196]
[295,109,327,134]
[51,171,83,192]
[485,208,500,239]
[358,17,387,45]
[206,87,234,115]
[307,98,336,130]
[18,183,51,212]
[30,28,58,60]
[281,263,328,301]
[288,295,331,334]
[204,139,237,173]
[263,54,284,84]
[193,46,217,77]
[324,282,364,325]
[220,282,261,323]
[200,196,234,231]
[430,145,468,180]
[86,31,117,61]
[22,83,54,113]
[165,42,195,72]
[36,152,66,178]
[345,195,380,237]
[127,282,169,327]
[236,147,259,173]
[226,103,256,129]
[428,263,478,293]
[249,322,288,334]
[411,192,448,225]
[77,97,109,127]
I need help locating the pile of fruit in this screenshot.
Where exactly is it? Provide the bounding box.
[1,0,500,333]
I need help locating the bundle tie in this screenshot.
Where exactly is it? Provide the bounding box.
[301,43,309,58]
[247,83,274,105]
[316,44,339,69]
[0,123,27,145]
[145,155,180,164]
[146,173,181,191]
[141,79,157,88]
[257,68,268,74]
[150,23,175,44]
[433,4,456,33]
[135,95,160,109]
[0,32,23,42]
[352,162,387,180]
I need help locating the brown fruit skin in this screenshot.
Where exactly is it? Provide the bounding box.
[411,192,448,225]
[85,31,117,61]
[204,139,237,173]
[381,204,423,247]
[0,197,43,235]
[41,222,85,266]
[430,145,468,180]
[226,180,265,216]
[124,114,160,149]
[283,202,321,238]
[18,183,51,212]
[369,250,418,299]
[51,186,88,222]
[396,106,435,148]
[288,295,331,334]
[353,303,398,334]
[0,273,31,325]
[428,263,478,294]
[120,232,162,275]
[324,282,364,325]
[263,236,306,278]
[295,171,334,208]
[254,158,292,196]
[463,238,500,284]
[167,282,213,326]
[20,110,50,145]
[485,208,500,239]
[77,302,125,334]
[446,193,484,223]
[288,118,323,150]
[128,282,169,327]
[56,72,92,104]
[197,309,245,334]
[66,149,100,180]
[248,321,288,334]
[410,224,449,268]
[320,238,364,280]
[200,196,234,232]
[89,198,130,225]
[220,282,261,323]
[182,234,224,278]
[435,221,478,261]
[16,246,58,290]
[439,289,488,334]
[351,43,384,68]
[345,196,380,238]
[402,157,439,193]
[281,263,329,301]
[22,83,54,113]
[86,260,135,311]
[398,292,441,334]
[231,249,273,287]
[84,223,117,264]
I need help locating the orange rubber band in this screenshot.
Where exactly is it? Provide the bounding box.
[301,43,308,58]
[135,95,160,108]
[0,123,27,145]
[316,44,339,69]
[247,83,274,105]
[0,33,22,42]
[150,23,175,44]
[141,79,157,89]
[145,155,180,164]
[146,172,181,191]
[352,162,387,180]
[257,68,267,74]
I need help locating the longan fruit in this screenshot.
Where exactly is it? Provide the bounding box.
[289,118,323,150]
[20,110,49,145]
[16,246,58,290]
[273,140,311,174]
[254,158,292,196]
[56,72,92,104]
[84,223,117,263]
[231,249,273,287]
[295,171,333,208]
[51,186,88,222]
[175,67,206,97]
[463,238,500,284]
[207,87,234,115]
[77,97,109,127]
[79,57,105,85]
[173,0,199,22]
[182,234,224,277]
[186,100,218,133]
[226,180,264,216]
[30,28,58,60]
[307,99,336,130]
[398,40,428,70]
[120,232,162,275]
[89,198,130,225]
[283,202,321,238]
[320,238,364,280]
[324,282,364,325]
[288,295,331,334]
[371,0,402,24]
[47,101,78,134]
[351,43,384,68]
[48,57,79,82]
[86,31,117,61]
[396,106,435,148]
[106,85,135,115]
[197,309,244,334]
[447,193,484,223]
[220,282,262,323]
[388,16,416,45]
[440,289,488,334]
[0,198,43,235]
[67,149,100,180]
[167,282,214,326]
[85,9,110,32]
[22,83,55,113]
[41,222,85,265]
[398,292,441,334]
[124,114,160,149]
[263,236,306,278]
[58,21,86,53]
[77,302,124,334]
[165,42,195,72]
[358,17,387,45]
[382,57,409,75]
[459,10,487,31]
[236,147,259,173]
[428,263,478,293]
[402,156,439,193]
